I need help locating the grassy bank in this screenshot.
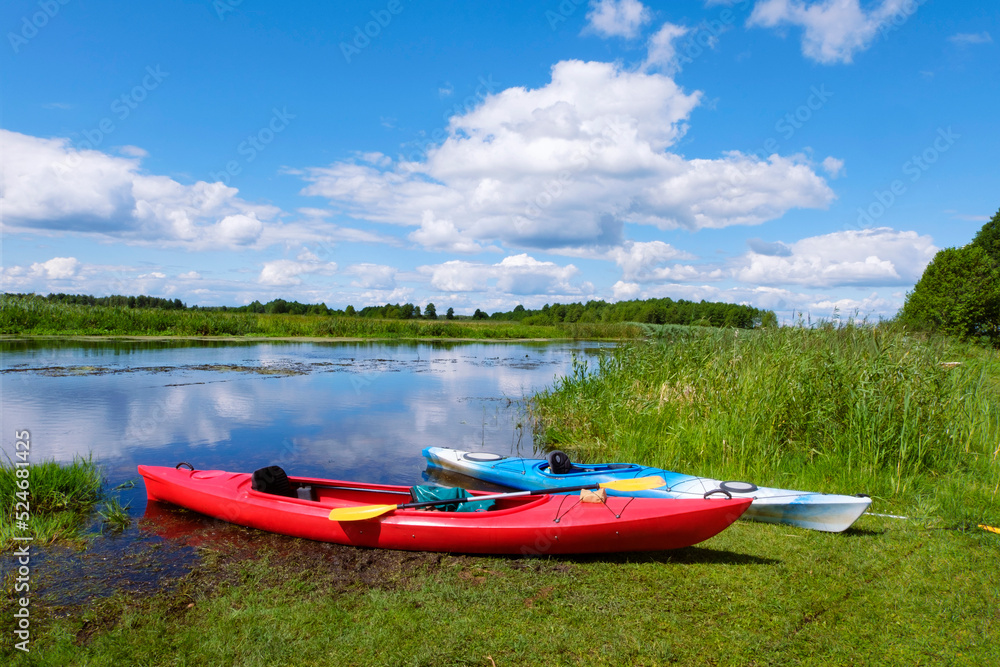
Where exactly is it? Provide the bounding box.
[0,458,103,551]
[533,324,1000,529]
[3,515,996,665]
[0,295,643,339]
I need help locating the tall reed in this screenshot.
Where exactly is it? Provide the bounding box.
[532,324,1000,527]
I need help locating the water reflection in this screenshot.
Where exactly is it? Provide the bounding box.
[1,340,608,498]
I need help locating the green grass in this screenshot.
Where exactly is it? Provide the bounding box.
[0,294,643,340]
[0,457,104,550]
[96,497,131,534]
[532,323,1000,529]
[2,518,996,665]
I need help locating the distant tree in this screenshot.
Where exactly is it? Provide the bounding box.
[306,303,329,315]
[899,243,1000,343]
[266,299,289,315]
[972,207,1000,268]
[446,307,454,320]
[424,303,437,319]
[473,308,488,320]
[760,310,779,328]
[345,305,356,317]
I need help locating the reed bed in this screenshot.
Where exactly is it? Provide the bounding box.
[0,295,642,340]
[533,324,1000,528]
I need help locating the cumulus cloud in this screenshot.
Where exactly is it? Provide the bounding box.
[607,240,695,281]
[603,228,936,293]
[612,280,642,300]
[419,254,587,296]
[30,257,81,280]
[584,0,652,39]
[0,129,279,249]
[300,59,833,252]
[258,259,337,286]
[748,0,915,64]
[736,227,937,287]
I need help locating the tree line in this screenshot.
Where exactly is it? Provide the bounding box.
[6,293,775,329]
[488,299,776,329]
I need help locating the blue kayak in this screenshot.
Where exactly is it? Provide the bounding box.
[423,447,871,533]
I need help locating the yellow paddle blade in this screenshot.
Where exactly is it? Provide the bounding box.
[599,476,665,492]
[328,504,396,522]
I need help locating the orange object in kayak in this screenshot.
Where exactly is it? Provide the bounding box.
[138,464,751,555]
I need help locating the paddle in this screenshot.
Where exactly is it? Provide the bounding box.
[327,476,666,522]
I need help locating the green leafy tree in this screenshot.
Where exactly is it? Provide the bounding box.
[424,303,437,319]
[899,244,1000,343]
[446,307,454,320]
[972,207,1000,267]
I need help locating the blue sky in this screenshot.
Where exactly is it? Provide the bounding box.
[2,0,997,320]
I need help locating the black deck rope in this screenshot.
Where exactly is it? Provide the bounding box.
[609,495,636,519]
[552,493,581,524]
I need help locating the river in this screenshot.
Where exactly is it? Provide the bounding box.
[1,338,608,501]
[1,338,610,603]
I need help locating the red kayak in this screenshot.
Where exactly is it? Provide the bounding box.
[138,464,751,555]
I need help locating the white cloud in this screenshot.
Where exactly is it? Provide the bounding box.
[300,59,833,252]
[584,0,651,39]
[418,254,586,296]
[736,227,936,287]
[495,254,582,295]
[612,280,642,300]
[607,240,695,281]
[0,129,280,250]
[642,23,690,75]
[409,211,492,253]
[345,263,397,289]
[821,156,845,178]
[421,260,492,293]
[30,257,80,280]
[258,259,337,286]
[215,214,264,246]
[748,0,914,64]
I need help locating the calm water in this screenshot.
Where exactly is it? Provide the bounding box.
[1,338,612,603]
[1,339,608,502]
